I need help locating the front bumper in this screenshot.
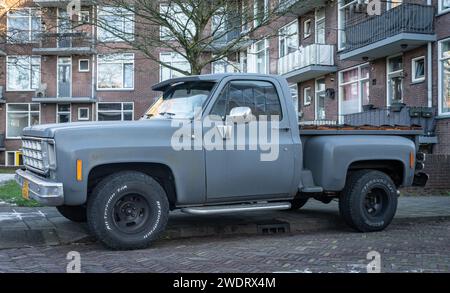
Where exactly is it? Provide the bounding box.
[15,169,64,206]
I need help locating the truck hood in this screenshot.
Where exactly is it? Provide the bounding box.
[22,119,179,139]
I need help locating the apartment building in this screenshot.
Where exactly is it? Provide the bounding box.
[0,0,449,188]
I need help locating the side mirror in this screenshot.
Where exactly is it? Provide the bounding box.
[228,107,253,124]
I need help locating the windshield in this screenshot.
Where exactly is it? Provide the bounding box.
[146,81,216,119]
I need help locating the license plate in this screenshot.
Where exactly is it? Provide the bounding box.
[22,180,30,200]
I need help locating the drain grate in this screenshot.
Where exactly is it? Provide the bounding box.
[257,222,290,235]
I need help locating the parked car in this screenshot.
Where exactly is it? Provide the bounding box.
[16,74,427,250]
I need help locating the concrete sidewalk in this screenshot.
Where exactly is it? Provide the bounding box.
[1,196,450,249]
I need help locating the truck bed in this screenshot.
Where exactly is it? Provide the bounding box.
[299,124,424,136]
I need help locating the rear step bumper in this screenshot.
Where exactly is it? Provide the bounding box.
[181,202,291,215]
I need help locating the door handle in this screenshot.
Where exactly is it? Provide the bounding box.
[273,127,290,132]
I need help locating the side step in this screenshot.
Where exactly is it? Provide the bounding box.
[299,170,324,193]
[181,202,291,215]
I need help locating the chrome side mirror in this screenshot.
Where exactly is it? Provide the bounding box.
[228,107,253,124]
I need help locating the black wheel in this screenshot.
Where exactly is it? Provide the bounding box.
[339,170,398,232]
[87,171,169,250]
[288,197,309,211]
[56,205,87,223]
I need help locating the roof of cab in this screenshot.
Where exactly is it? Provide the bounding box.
[151,73,283,92]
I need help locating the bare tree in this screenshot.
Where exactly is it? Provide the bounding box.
[92,0,292,76]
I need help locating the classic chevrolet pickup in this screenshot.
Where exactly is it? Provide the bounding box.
[16,74,427,250]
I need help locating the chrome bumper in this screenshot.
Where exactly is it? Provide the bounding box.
[15,169,64,206]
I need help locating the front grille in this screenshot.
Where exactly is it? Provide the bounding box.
[22,138,46,173]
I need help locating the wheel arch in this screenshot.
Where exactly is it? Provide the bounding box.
[347,160,405,187]
[87,163,178,209]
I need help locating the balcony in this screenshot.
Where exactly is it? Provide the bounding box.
[32,83,96,103]
[33,0,93,7]
[278,44,337,83]
[278,0,327,15]
[33,32,96,56]
[206,30,252,52]
[341,3,436,61]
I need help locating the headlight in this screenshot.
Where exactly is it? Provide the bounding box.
[22,138,56,174]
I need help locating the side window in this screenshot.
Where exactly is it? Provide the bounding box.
[210,80,283,120]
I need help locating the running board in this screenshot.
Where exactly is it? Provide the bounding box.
[181,202,291,215]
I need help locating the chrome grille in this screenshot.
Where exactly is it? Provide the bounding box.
[22,138,45,173]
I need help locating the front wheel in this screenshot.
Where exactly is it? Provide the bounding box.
[87,171,169,250]
[339,170,398,232]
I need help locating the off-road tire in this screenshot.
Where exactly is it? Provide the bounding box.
[339,170,398,232]
[87,171,169,250]
[56,205,87,223]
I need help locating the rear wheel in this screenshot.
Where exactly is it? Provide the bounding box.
[56,205,87,223]
[339,170,398,232]
[87,171,169,250]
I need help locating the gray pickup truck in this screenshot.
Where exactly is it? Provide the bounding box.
[15,74,427,250]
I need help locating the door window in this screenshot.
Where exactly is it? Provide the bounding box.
[211,80,282,120]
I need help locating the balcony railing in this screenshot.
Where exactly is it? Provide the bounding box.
[277,0,327,15]
[343,3,435,53]
[33,32,96,55]
[278,44,335,75]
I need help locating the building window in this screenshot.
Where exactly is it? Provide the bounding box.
[6,103,40,139]
[315,8,326,44]
[412,57,425,83]
[338,0,359,50]
[440,0,450,13]
[6,151,23,167]
[439,39,450,115]
[279,21,298,59]
[97,53,134,90]
[289,84,299,115]
[160,52,191,82]
[339,64,370,116]
[387,55,404,105]
[315,78,326,120]
[97,102,134,121]
[78,107,90,120]
[254,0,269,27]
[79,59,90,72]
[387,0,403,10]
[57,104,71,123]
[212,58,239,74]
[248,39,269,74]
[7,8,41,43]
[160,4,196,40]
[303,19,312,39]
[97,6,134,42]
[7,56,41,91]
[304,87,312,106]
[79,10,90,24]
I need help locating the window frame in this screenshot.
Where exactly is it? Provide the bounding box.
[338,63,371,120]
[56,104,72,123]
[254,0,269,27]
[6,55,41,92]
[159,52,191,82]
[79,59,90,72]
[303,19,312,39]
[6,103,41,139]
[386,54,404,105]
[78,107,90,121]
[304,87,312,106]
[5,151,23,167]
[7,8,41,44]
[249,39,269,74]
[97,53,135,90]
[439,0,450,14]
[208,79,284,121]
[438,37,450,116]
[315,78,326,121]
[411,56,426,83]
[315,7,326,44]
[96,102,134,121]
[97,6,135,42]
[278,20,299,59]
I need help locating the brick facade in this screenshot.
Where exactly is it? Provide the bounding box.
[0,0,449,189]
